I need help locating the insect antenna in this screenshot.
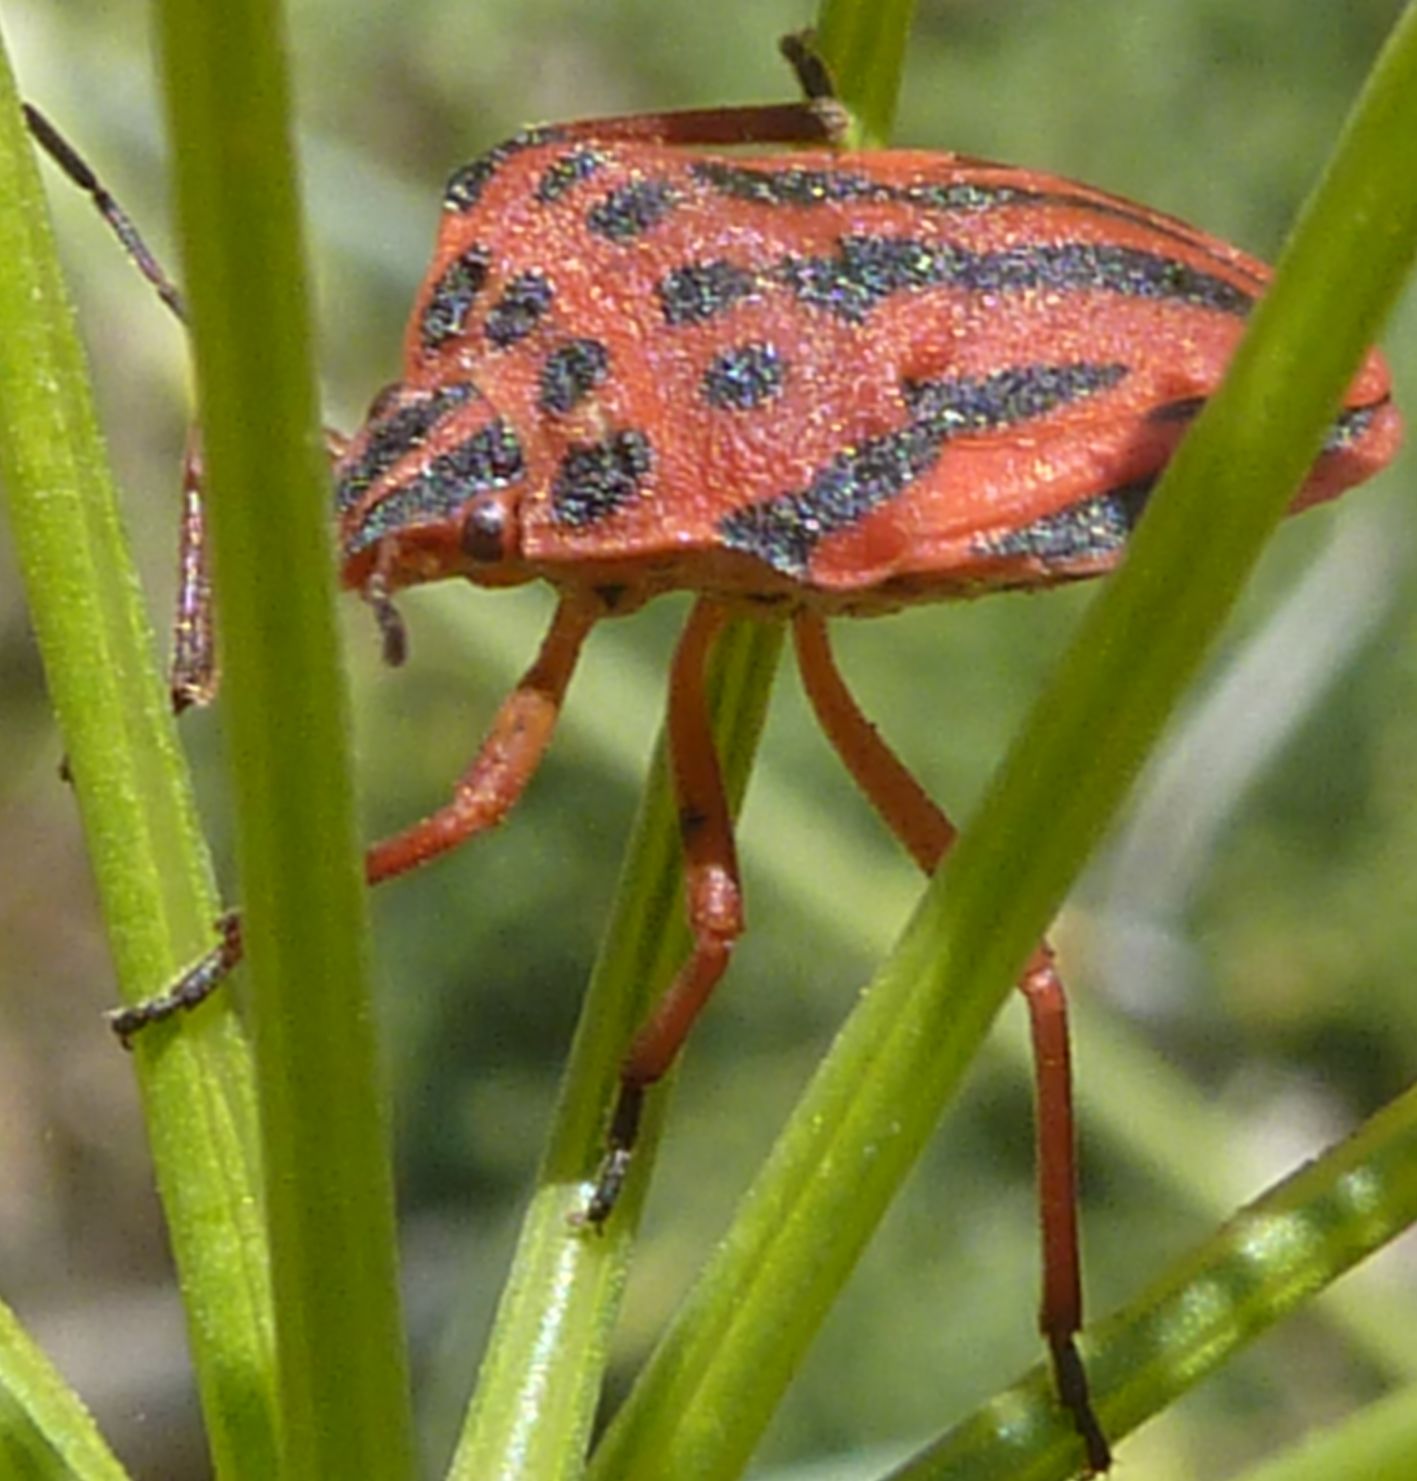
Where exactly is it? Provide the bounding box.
[23,102,188,326]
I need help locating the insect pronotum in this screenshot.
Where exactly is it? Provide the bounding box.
[25,37,1402,1473]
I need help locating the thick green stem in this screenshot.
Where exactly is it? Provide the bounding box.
[151,1,414,1475]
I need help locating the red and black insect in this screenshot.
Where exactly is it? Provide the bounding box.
[27,52,1401,1474]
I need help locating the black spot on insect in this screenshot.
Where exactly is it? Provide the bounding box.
[485,271,554,348]
[979,477,1156,563]
[776,237,916,320]
[702,342,785,409]
[1323,399,1387,453]
[720,362,1128,576]
[587,178,677,241]
[992,241,1256,313]
[335,382,478,514]
[443,126,563,211]
[551,429,653,526]
[420,246,492,352]
[535,147,605,204]
[657,260,757,326]
[539,338,611,414]
[777,235,1255,323]
[901,362,1128,432]
[688,158,1240,264]
[718,422,943,577]
[691,160,870,206]
[594,583,630,611]
[690,159,1045,214]
[347,421,526,553]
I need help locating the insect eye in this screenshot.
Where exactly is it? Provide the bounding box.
[461,494,514,564]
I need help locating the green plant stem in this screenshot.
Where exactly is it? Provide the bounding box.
[151,2,414,1477]
[0,1300,128,1481]
[815,0,917,145]
[591,5,1417,1478]
[0,28,276,1481]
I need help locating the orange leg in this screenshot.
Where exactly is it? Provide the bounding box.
[364,595,597,883]
[585,598,744,1222]
[112,594,600,1040]
[792,611,1109,1475]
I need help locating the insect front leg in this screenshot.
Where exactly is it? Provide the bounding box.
[362,592,598,884]
[584,598,744,1224]
[113,592,599,1039]
[791,611,1110,1476]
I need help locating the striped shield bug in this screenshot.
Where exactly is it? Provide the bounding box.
[25,31,1402,1472]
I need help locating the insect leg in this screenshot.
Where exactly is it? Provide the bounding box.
[791,611,1110,1475]
[549,101,845,151]
[1016,953,1109,1475]
[546,25,846,153]
[24,106,215,717]
[169,432,218,713]
[109,912,243,1044]
[114,593,598,1038]
[23,103,188,324]
[362,593,598,884]
[585,598,743,1224]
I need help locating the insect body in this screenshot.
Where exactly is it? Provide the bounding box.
[329,122,1397,1471]
[339,131,1398,612]
[31,94,1400,1478]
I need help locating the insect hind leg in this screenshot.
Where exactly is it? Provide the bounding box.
[792,610,1110,1475]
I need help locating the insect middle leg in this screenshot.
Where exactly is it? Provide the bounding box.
[585,598,744,1223]
[791,611,1110,1475]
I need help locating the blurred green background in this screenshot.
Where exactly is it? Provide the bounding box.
[2,1,1415,1477]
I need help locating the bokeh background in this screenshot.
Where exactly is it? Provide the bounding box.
[2,1,1415,1477]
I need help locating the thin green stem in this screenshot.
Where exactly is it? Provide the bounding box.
[890,1082,1417,1481]
[0,1300,128,1480]
[449,620,782,1481]
[815,0,918,146]
[151,1,414,1476]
